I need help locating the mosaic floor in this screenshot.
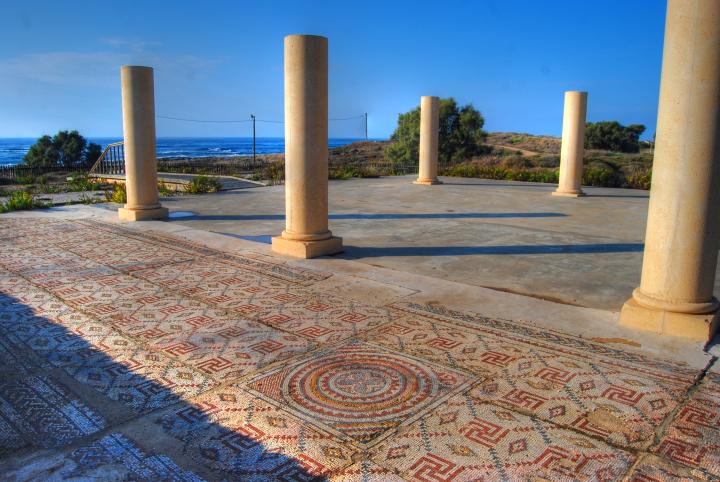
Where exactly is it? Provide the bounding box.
[0,216,718,481]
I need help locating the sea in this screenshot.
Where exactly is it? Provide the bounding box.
[0,137,365,166]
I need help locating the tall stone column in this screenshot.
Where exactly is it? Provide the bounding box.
[553,91,588,197]
[620,0,720,341]
[272,35,343,258]
[118,66,168,221]
[415,96,442,185]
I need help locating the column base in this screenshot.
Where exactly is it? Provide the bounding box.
[619,297,720,341]
[552,189,585,197]
[271,235,343,259]
[118,206,169,222]
[414,178,443,185]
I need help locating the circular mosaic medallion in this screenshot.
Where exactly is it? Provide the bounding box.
[283,349,441,424]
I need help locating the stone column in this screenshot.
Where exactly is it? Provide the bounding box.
[553,91,587,197]
[415,96,442,185]
[271,35,342,258]
[118,66,168,221]
[620,0,720,341]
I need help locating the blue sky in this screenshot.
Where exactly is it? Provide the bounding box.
[0,0,665,139]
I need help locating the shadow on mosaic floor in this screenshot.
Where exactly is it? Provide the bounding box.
[0,293,326,481]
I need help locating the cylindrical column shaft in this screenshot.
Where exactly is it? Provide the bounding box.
[416,96,441,185]
[283,35,330,241]
[553,91,587,197]
[620,0,720,340]
[635,0,720,312]
[272,35,342,258]
[118,66,167,221]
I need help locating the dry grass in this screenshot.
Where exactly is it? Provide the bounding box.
[486,132,561,154]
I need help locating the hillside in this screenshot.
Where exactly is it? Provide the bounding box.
[160,135,653,189]
[486,132,561,154]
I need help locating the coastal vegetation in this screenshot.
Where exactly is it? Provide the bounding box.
[185,175,222,194]
[105,184,127,203]
[23,131,101,169]
[439,135,653,190]
[230,131,653,190]
[584,121,646,153]
[385,98,488,166]
[1,121,654,203]
[0,191,50,213]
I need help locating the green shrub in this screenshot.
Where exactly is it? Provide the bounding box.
[105,184,127,203]
[35,175,61,194]
[67,173,104,192]
[264,161,285,184]
[440,164,559,184]
[502,155,533,169]
[16,175,35,185]
[625,168,652,190]
[328,165,356,180]
[158,181,178,196]
[537,155,560,168]
[582,167,621,187]
[358,166,380,178]
[585,121,646,153]
[185,175,222,194]
[327,164,383,180]
[0,191,50,213]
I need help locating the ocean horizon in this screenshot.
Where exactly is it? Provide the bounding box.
[0,137,378,166]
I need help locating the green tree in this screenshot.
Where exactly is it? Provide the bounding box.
[386,98,488,166]
[584,121,646,153]
[23,135,59,168]
[52,130,86,167]
[23,130,102,169]
[84,142,103,167]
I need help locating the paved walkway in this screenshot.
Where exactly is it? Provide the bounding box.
[0,213,718,480]
[0,191,107,206]
[93,173,263,191]
[161,175,720,311]
[158,173,263,191]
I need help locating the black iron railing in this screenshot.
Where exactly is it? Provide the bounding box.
[88,142,125,175]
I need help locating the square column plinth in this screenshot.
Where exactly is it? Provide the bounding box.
[413,178,443,186]
[118,206,168,222]
[271,235,343,259]
[620,298,720,341]
[551,190,586,198]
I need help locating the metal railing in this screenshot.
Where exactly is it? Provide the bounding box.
[83,140,416,180]
[89,142,125,175]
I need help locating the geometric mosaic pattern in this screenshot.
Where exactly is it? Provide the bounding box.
[246,340,474,445]
[1,432,204,481]
[159,387,353,480]
[627,454,714,481]
[389,302,699,384]
[328,461,406,481]
[365,313,689,450]
[371,394,636,481]
[653,372,720,479]
[0,216,716,481]
[0,376,105,455]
